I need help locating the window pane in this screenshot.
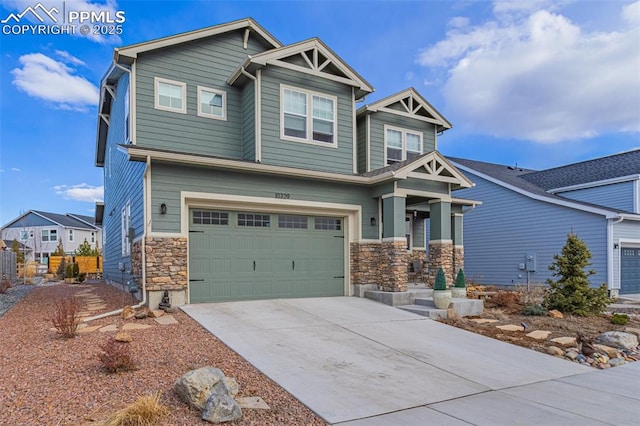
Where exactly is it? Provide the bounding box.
[312,96,333,120]
[313,118,333,143]
[284,89,306,115]
[387,147,402,162]
[278,215,308,229]
[314,217,341,230]
[200,91,223,117]
[42,230,49,242]
[238,213,270,227]
[50,230,57,241]
[284,114,307,138]
[386,129,402,148]
[158,81,183,110]
[407,132,421,152]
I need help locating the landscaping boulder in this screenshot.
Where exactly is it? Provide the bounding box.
[202,380,242,423]
[122,305,135,320]
[595,332,638,350]
[174,367,225,410]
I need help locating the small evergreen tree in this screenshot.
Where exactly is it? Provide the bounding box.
[56,257,67,279]
[434,267,447,290]
[52,238,65,256]
[75,239,94,256]
[454,269,466,288]
[11,239,24,263]
[543,232,612,316]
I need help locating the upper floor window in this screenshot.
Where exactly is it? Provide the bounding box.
[197,86,226,120]
[154,77,186,114]
[68,229,74,242]
[385,125,422,165]
[91,232,95,243]
[281,85,336,146]
[41,229,57,242]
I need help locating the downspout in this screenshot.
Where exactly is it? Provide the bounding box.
[607,215,624,295]
[84,60,146,322]
[239,67,260,162]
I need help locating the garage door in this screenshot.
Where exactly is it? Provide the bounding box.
[621,248,640,294]
[188,210,345,303]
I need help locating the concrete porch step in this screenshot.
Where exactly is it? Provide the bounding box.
[397,304,448,320]
[414,297,484,317]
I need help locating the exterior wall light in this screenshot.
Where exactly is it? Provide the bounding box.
[160,203,167,215]
[370,217,376,226]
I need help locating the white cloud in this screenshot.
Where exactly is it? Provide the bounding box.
[11,167,21,172]
[622,0,640,25]
[11,53,99,110]
[54,50,86,66]
[55,184,104,202]
[448,16,470,29]
[417,1,640,143]
[1,0,122,43]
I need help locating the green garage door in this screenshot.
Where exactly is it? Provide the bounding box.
[189,210,345,303]
[621,248,640,294]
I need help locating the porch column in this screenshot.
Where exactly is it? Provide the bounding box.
[380,195,408,292]
[451,213,464,277]
[428,200,454,284]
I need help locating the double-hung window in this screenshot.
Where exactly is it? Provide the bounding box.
[155,77,186,114]
[197,86,226,120]
[282,85,336,146]
[384,125,423,165]
[121,202,131,256]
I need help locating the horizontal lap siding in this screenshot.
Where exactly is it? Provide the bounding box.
[149,163,379,239]
[369,112,436,171]
[260,67,354,174]
[135,32,270,159]
[557,181,635,213]
[454,174,608,286]
[103,74,145,284]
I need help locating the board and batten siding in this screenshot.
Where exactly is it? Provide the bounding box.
[149,163,379,240]
[453,173,608,287]
[102,73,145,285]
[368,111,437,171]
[134,31,271,159]
[613,219,640,288]
[259,67,355,175]
[557,181,636,213]
[356,118,367,173]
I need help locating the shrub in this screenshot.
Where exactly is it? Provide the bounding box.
[72,262,80,278]
[78,272,86,283]
[56,257,67,280]
[454,269,466,288]
[434,267,447,290]
[65,263,74,279]
[522,304,547,316]
[98,337,137,373]
[490,290,521,308]
[0,277,12,294]
[610,313,630,325]
[543,232,612,316]
[102,393,169,426]
[51,297,80,338]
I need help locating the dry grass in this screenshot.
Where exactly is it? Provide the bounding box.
[50,296,80,338]
[101,393,169,426]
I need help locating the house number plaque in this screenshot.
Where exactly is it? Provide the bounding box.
[275,193,290,199]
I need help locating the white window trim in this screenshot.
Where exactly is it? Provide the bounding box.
[197,85,227,121]
[280,84,338,148]
[154,77,187,114]
[384,124,423,165]
[121,202,131,256]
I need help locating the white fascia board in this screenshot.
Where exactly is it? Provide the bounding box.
[452,162,621,219]
[548,174,640,193]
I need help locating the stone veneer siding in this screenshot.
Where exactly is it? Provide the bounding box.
[428,240,454,285]
[404,249,427,284]
[453,246,464,278]
[145,237,188,291]
[350,241,409,292]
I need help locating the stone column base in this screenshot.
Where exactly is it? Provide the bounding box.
[350,241,408,293]
[428,240,454,285]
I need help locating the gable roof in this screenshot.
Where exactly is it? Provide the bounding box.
[521,149,640,191]
[357,88,452,131]
[228,38,373,99]
[449,156,640,219]
[1,210,100,230]
[114,18,281,63]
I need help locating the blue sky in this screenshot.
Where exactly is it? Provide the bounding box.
[1,0,639,226]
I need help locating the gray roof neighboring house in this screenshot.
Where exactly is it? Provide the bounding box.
[1,210,100,230]
[449,155,639,217]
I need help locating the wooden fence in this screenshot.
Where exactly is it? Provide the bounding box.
[49,256,102,275]
[1,251,17,282]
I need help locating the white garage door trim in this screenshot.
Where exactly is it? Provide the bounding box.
[181,191,362,304]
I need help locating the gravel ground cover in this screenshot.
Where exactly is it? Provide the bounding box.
[0,284,35,317]
[0,282,326,425]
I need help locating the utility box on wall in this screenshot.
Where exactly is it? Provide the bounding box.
[525,253,537,272]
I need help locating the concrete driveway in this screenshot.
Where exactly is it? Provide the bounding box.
[182,297,640,425]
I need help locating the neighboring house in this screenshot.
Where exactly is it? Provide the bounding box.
[0,210,102,264]
[95,18,478,308]
[450,150,640,296]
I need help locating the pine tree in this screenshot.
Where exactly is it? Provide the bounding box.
[52,238,65,256]
[543,232,612,316]
[75,239,94,256]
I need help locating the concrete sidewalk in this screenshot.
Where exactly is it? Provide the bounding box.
[182,297,640,425]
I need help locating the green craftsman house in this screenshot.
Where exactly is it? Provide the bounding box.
[95,18,477,308]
